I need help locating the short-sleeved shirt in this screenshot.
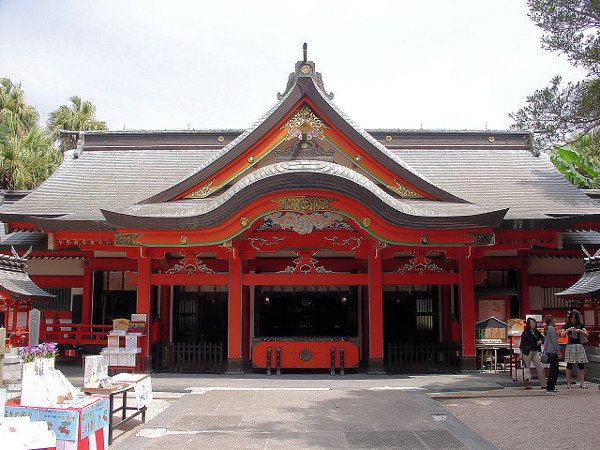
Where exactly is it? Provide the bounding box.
[563,323,585,345]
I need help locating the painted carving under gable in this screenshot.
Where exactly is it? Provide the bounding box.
[256,212,356,234]
[282,105,328,141]
[166,255,217,274]
[277,250,334,274]
[396,253,444,274]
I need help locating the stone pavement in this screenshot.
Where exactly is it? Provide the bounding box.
[436,384,600,450]
[111,378,500,450]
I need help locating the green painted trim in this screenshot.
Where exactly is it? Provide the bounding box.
[220,136,287,186]
[326,137,387,185]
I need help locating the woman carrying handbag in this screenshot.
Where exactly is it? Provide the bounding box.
[519,317,546,389]
[544,315,561,394]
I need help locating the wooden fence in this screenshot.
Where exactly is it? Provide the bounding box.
[387,342,460,374]
[152,341,224,374]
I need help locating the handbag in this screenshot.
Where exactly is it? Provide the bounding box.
[580,332,588,345]
[541,345,548,364]
[512,359,532,383]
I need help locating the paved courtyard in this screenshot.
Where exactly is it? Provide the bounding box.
[436,386,600,450]
[54,363,599,449]
[112,385,494,449]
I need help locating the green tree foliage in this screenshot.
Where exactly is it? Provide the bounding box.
[47,96,107,150]
[552,134,600,187]
[0,78,61,190]
[510,1,600,153]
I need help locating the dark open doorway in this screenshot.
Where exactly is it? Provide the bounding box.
[255,286,358,338]
[383,285,439,344]
[172,286,228,344]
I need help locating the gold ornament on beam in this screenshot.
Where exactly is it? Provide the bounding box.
[281,105,328,140]
[272,196,337,213]
[184,180,218,199]
[115,232,143,247]
[387,180,424,199]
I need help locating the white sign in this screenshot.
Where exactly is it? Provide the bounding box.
[28,309,40,346]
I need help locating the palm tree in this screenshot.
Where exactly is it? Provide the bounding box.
[0,78,60,190]
[47,96,107,150]
[0,78,39,138]
[0,126,61,190]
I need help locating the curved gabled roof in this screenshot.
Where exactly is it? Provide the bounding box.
[142,60,465,204]
[101,160,507,230]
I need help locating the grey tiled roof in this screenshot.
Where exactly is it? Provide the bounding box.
[0,253,55,301]
[393,149,600,220]
[101,160,507,230]
[0,148,215,223]
[556,256,600,298]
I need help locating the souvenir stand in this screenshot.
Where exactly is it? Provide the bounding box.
[101,314,147,374]
[80,355,151,445]
[475,316,509,372]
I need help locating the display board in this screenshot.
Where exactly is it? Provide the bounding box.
[478,299,507,322]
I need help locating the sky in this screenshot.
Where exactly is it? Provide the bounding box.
[0,0,587,132]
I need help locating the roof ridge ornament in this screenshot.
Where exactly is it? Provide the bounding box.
[277,43,334,101]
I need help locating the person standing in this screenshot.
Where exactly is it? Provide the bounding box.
[561,310,589,389]
[544,314,561,394]
[519,317,546,389]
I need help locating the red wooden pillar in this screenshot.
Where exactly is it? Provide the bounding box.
[441,285,451,342]
[520,262,530,316]
[137,249,151,370]
[367,245,385,373]
[459,249,476,369]
[242,284,251,361]
[227,247,244,373]
[159,284,171,342]
[81,262,93,325]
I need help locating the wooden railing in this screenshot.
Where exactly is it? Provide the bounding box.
[387,341,460,374]
[40,322,113,348]
[152,341,224,374]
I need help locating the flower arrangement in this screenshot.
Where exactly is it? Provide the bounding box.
[19,342,58,363]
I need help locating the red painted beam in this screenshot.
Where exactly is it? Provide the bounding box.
[151,273,229,285]
[382,272,460,285]
[30,276,83,288]
[243,273,369,286]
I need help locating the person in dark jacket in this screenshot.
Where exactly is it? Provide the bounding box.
[519,317,546,389]
[544,314,561,394]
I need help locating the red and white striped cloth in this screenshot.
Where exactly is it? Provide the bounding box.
[55,425,108,450]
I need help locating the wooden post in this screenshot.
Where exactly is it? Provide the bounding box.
[520,261,530,316]
[0,327,6,388]
[459,249,476,369]
[367,244,385,374]
[137,249,152,371]
[226,247,244,373]
[82,262,93,325]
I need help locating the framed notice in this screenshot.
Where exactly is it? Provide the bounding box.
[478,299,507,322]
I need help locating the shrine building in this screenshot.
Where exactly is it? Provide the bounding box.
[2,51,600,374]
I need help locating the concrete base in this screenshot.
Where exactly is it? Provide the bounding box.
[367,358,386,374]
[459,356,477,371]
[225,358,245,374]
